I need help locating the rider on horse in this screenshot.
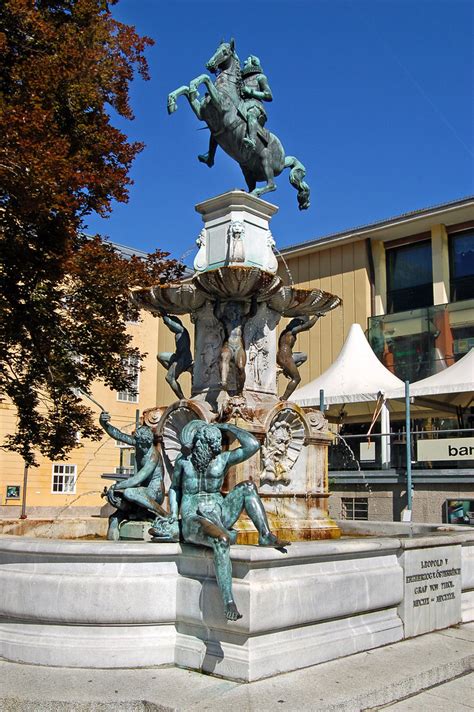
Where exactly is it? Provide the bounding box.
[171,38,310,209]
[240,55,273,152]
[198,54,273,166]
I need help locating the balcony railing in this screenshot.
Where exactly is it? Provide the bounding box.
[367,298,474,382]
[329,428,474,473]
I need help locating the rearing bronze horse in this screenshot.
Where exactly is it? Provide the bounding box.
[167,39,310,210]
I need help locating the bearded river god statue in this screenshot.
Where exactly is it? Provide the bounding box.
[150,421,289,621]
[167,39,310,210]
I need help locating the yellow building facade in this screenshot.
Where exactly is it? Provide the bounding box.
[0,309,173,516]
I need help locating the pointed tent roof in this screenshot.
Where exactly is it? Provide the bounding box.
[292,323,404,406]
[388,348,474,405]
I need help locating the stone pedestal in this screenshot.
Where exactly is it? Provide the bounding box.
[194,191,279,275]
[191,191,282,403]
[2,527,472,680]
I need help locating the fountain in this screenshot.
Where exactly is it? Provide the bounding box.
[1,38,473,684]
[125,189,342,549]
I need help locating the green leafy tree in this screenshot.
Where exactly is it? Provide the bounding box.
[0,0,183,465]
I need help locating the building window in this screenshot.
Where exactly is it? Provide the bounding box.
[6,485,20,499]
[117,355,139,403]
[450,231,474,302]
[386,241,433,313]
[115,466,135,475]
[52,464,76,494]
[116,449,135,475]
[341,497,368,520]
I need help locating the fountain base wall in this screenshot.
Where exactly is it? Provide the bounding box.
[1,527,473,681]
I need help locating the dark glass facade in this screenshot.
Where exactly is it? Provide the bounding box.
[386,241,433,314]
[450,230,474,302]
[368,299,474,382]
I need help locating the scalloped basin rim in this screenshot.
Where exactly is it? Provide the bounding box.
[131,271,341,316]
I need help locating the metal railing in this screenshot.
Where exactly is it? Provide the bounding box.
[329,427,474,471]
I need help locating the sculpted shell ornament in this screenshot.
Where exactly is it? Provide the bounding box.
[268,287,341,317]
[130,284,207,316]
[194,266,282,300]
[131,276,340,321]
[158,405,205,482]
[260,408,306,487]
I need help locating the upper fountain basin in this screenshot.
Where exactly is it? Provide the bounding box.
[193,266,282,300]
[131,270,341,317]
[268,286,341,317]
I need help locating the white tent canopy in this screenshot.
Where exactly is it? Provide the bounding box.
[291,323,405,467]
[388,348,474,409]
[292,323,404,406]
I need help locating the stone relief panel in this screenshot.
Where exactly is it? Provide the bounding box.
[244,302,280,395]
[260,408,306,487]
[191,301,223,394]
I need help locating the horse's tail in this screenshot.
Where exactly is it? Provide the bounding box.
[284,156,310,210]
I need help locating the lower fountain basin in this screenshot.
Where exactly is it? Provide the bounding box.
[1,523,473,681]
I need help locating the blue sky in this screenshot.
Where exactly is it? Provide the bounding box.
[85,0,473,263]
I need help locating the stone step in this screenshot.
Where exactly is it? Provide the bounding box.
[1,623,472,712]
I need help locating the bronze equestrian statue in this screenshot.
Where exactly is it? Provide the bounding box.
[168,39,310,210]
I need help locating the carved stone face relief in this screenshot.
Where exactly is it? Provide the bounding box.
[227,220,246,263]
[260,408,305,486]
[142,407,165,430]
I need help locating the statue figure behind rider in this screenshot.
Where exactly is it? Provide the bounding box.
[240,55,273,152]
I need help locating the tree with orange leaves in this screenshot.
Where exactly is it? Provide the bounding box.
[0,1,183,465]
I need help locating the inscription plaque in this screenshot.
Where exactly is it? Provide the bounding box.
[398,545,462,637]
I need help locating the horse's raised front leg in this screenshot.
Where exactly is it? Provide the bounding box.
[168,84,204,120]
[167,86,190,114]
[189,74,220,107]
